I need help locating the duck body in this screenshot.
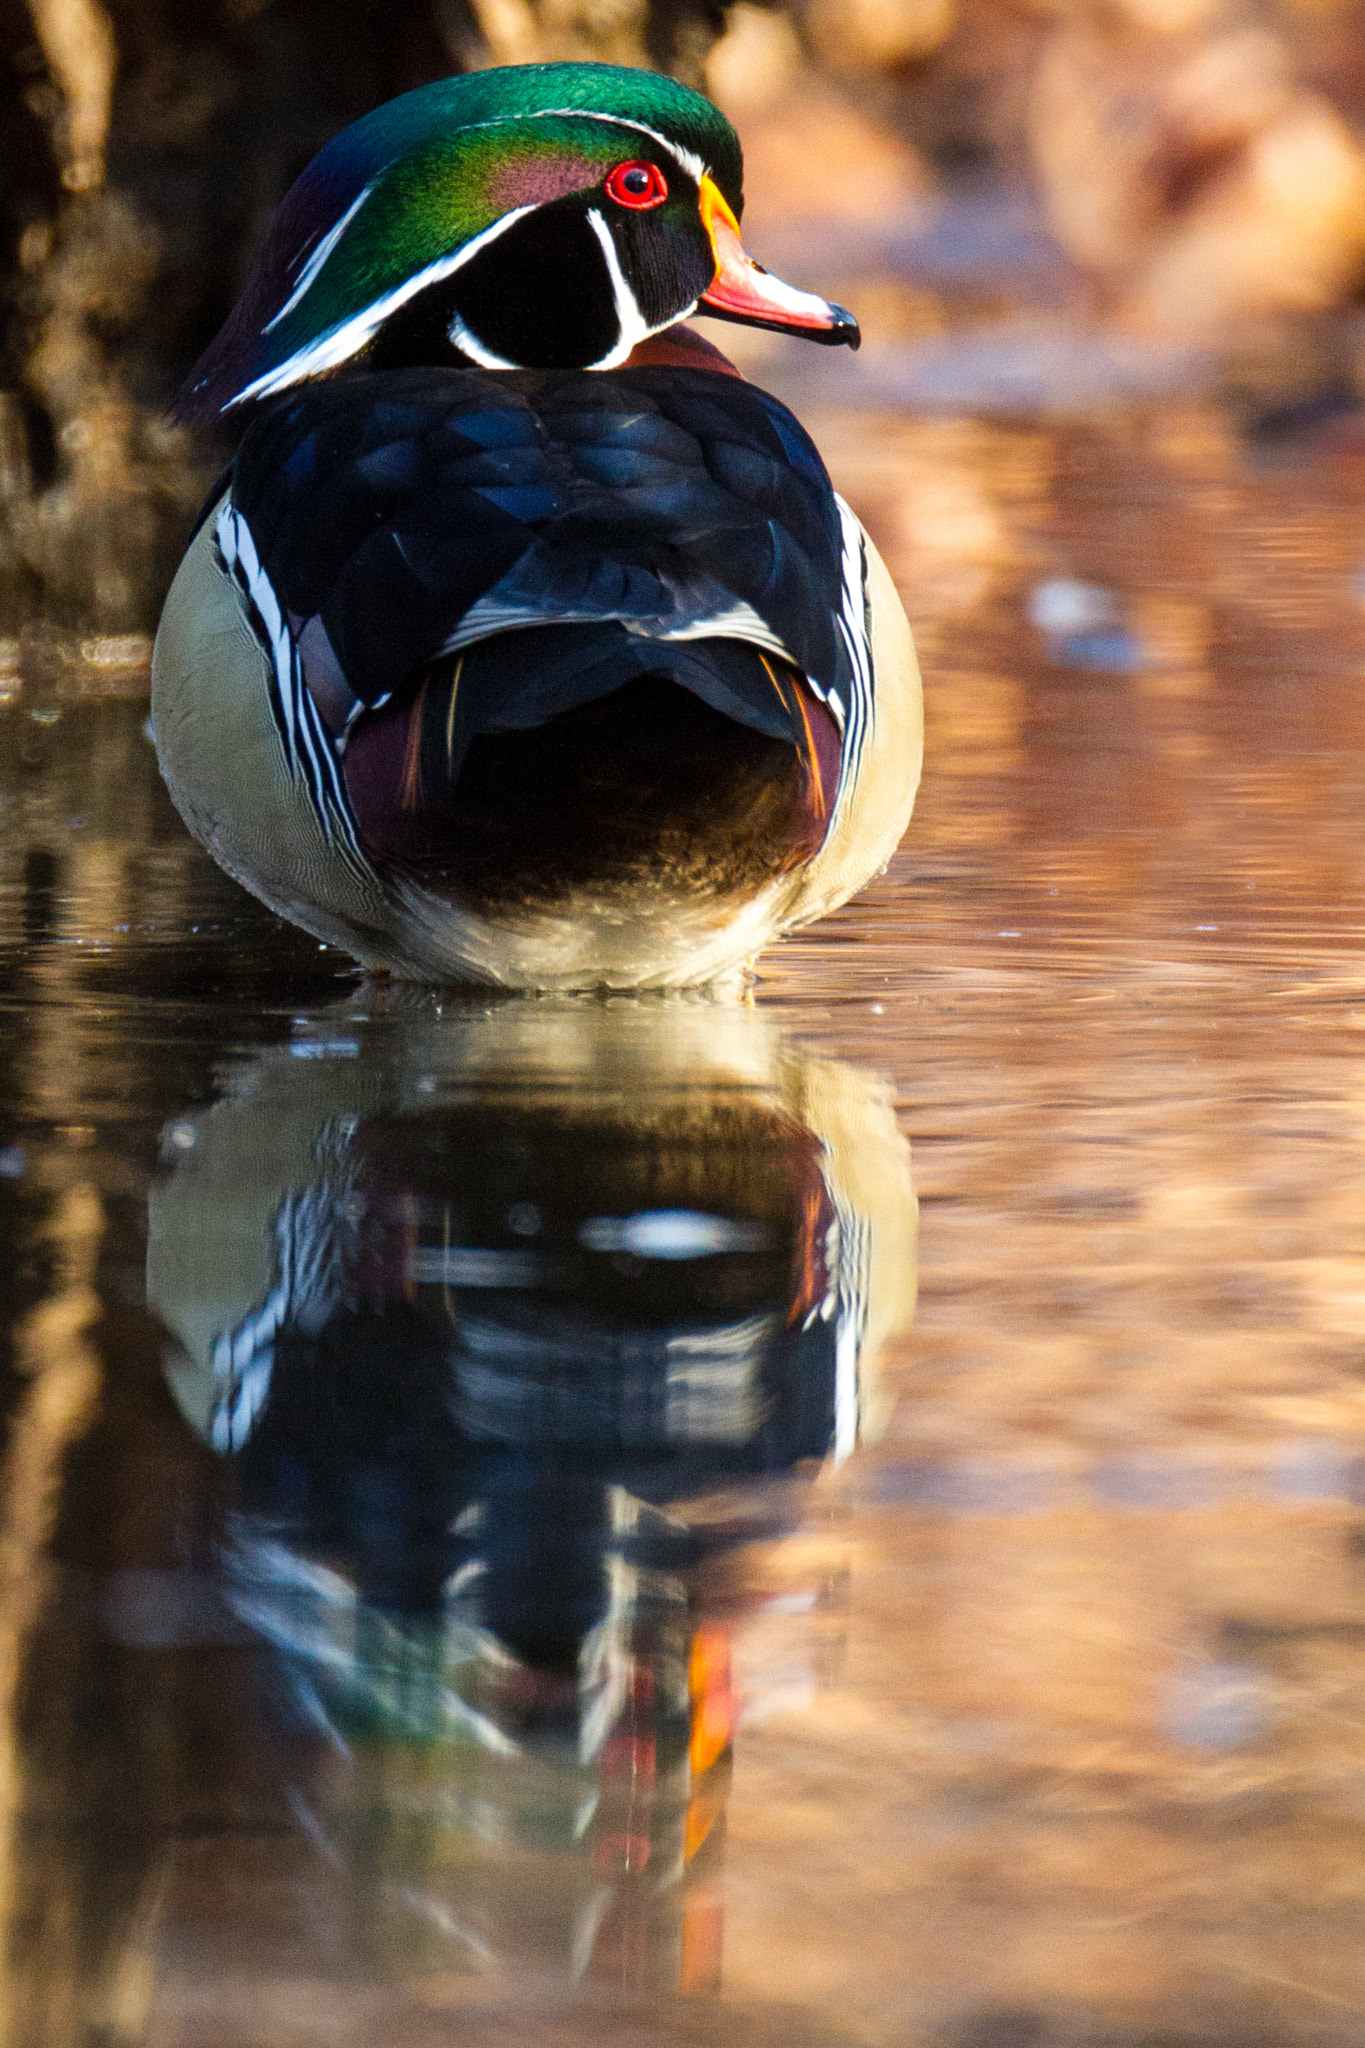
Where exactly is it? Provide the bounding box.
[153,65,921,987]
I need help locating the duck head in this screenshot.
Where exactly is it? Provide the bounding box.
[177,62,858,423]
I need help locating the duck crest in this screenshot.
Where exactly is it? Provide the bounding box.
[178,65,743,421]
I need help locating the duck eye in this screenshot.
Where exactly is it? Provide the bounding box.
[604,161,668,209]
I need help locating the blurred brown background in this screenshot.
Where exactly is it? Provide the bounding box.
[8,15,1365,2048]
[5,0,1365,642]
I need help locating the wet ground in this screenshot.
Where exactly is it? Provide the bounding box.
[2,388,1365,2048]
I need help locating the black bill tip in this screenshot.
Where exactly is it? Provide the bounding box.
[822,303,860,351]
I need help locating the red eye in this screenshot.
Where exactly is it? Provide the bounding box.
[604,160,668,209]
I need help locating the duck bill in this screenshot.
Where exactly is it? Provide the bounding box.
[697,178,859,349]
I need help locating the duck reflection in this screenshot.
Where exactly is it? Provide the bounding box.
[145,996,915,2001]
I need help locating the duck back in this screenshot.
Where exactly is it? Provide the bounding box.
[154,360,920,985]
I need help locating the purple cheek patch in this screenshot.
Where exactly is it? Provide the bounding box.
[486,154,599,212]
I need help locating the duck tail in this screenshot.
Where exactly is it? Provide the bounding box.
[341,626,843,882]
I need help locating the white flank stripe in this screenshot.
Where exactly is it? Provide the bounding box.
[217,502,297,753]
[215,501,375,881]
[827,492,876,830]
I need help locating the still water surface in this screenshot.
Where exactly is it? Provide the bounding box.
[2,400,1365,2046]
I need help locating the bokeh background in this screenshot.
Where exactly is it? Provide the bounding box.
[10,12,1365,2047]
[5,0,1365,653]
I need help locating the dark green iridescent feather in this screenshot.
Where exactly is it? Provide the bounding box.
[178,64,743,422]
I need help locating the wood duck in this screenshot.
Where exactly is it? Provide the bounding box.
[152,63,922,988]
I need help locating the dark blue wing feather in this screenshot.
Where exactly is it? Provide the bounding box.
[229,364,851,714]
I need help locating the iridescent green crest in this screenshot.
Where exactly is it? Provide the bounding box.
[180,64,743,420]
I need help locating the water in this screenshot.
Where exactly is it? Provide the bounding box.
[3,397,1365,2046]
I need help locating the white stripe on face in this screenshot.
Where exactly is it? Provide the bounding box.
[233,107,719,404]
[263,181,377,335]
[583,209,649,368]
[445,309,520,371]
[530,107,710,187]
[231,205,537,408]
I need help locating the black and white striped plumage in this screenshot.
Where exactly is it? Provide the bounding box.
[228,360,869,816]
[152,61,920,986]
[155,352,919,986]
[147,1002,919,1625]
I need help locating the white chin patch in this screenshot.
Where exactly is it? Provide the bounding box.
[446,312,521,372]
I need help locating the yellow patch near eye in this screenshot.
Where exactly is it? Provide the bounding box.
[698,174,742,254]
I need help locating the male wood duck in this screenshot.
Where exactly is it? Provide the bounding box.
[153,62,922,987]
